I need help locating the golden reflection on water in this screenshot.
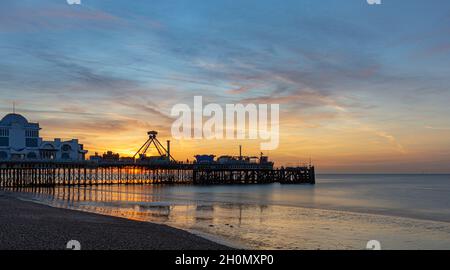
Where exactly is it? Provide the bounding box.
[10,185,450,250]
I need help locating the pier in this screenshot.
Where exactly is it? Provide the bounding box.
[0,120,315,188]
[0,161,315,188]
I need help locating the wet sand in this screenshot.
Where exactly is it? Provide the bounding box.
[0,193,231,250]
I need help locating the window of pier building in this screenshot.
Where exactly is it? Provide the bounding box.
[62,144,72,152]
[27,152,37,159]
[0,128,9,137]
[0,129,9,146]
[40,151,55,160]
[26,138,38,147]
[40,144,56,160]
[0,137,8,147]
[25,129,39,138]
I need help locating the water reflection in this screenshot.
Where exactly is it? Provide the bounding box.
[7,180,450,250]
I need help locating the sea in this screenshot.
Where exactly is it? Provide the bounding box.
[9,174,450,250]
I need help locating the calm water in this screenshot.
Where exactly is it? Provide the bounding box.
[9,174,450,250]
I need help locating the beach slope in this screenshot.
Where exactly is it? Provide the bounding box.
[0,194,230,250]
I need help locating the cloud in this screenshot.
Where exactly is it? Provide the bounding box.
[419,43,450,58]
[240,88,348,112]
[425,126,450,131]
[374,130,406,154]
[0,3,122,33]
[1,0,450,172]
[226,84,256,95]
[112,98,174,124]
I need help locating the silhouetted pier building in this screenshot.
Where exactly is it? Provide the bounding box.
[0,113,87,162]
[0,116,315,187]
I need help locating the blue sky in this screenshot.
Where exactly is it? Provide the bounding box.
[1,0,450,172]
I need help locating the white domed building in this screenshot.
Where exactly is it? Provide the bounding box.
[0,113,88,161]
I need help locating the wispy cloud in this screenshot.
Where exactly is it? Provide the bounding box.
[0,2,122,33]
[1,0,450,172]
[425,126,450,131]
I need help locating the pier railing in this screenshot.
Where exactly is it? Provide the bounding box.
[0,161,315,188]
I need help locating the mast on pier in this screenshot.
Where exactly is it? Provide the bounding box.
[133,131,175,161]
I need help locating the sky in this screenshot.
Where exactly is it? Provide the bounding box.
[1,0,450,173]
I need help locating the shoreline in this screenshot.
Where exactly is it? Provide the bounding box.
[0,192,232,250]
[17,193,246,250]
[12,183,450,224]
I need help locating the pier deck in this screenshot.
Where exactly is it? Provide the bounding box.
[0,161,315,188]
